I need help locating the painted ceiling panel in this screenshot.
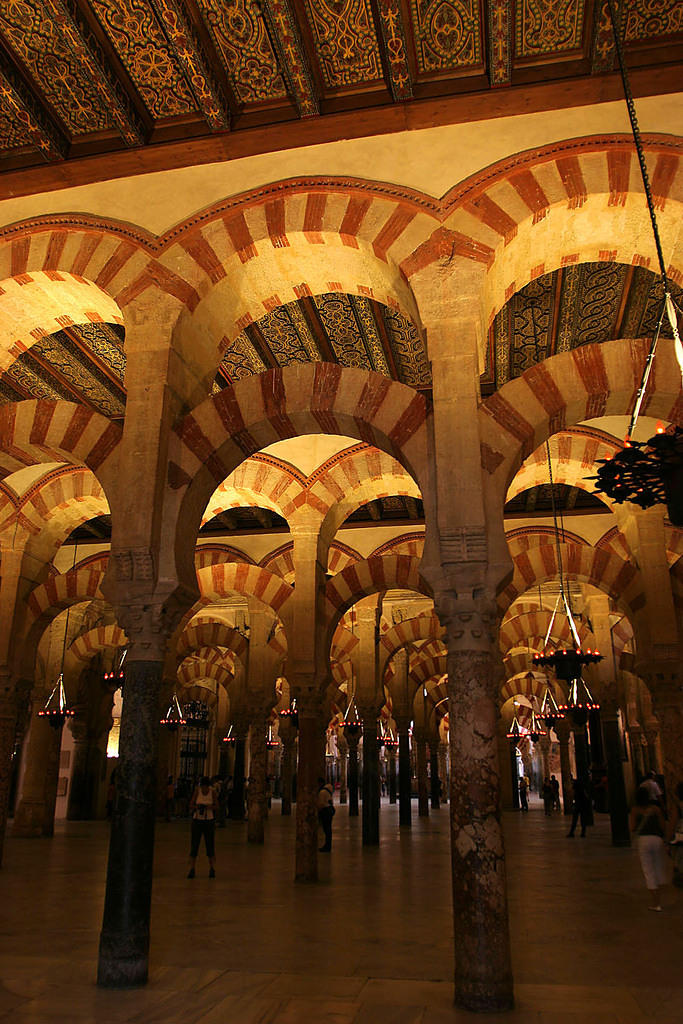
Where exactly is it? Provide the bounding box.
[89,0,196,118]
[409,0,484,74]
[0,0,113,134]
[301,0,383,88]
[486,262,683,394]
[195,0,288,104]
[216,292,429,390]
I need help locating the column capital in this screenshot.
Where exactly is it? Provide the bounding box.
[436,591,497,654]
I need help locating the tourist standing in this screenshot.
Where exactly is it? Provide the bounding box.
[187,776,219,878]
[567,777,590,837]
[630,785,668,911]
[317,777,334,852]
[518,775,529,812]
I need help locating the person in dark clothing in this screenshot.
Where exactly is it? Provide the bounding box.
[567,777,590,837]
[317,776,334,852]
[518,775,529,812]
[542,777,553,816]
[550,775,561,811]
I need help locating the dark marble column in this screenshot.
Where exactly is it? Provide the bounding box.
[572,723,594,826]
[445,601,513,1013]
[13,709,60,837]
[601,705,630,846]
[651,676,683,817]
[280,735,295,816]
[97,658,162,987]
[229,733,247,820]
[416,730,429,817]
[337,735,348,805]
[388,749,397,804]
[430,735,441,809]
[247,712,268,844]
[360,713,379,846]
[295,702,323,882]
[0,687,18,867]
[42,722,62,836]
[509,741,520,811]
[397,724,411,827]
[345,728,360,817]
[555,719,573,814]
[67,720,93,820]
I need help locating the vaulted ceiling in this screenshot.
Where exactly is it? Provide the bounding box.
[1,0,681,177]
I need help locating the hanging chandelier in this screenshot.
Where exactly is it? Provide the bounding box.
[39,543,78,729]
[38,673,75,730]
[342,696,362,739]
[540,684,565,725]
[506,715,527,741]
[534,443,602,723]
[104,645,128,684]
[278,696,298,729]
[266,724,279,749]
[159,694,186,732]
[588,0,683,521]
[221,724,236,745]
[527,708,546,743]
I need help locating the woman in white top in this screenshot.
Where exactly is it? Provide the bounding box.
[187,776,219,878]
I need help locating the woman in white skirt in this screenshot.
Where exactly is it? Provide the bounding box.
[630,785,668,911]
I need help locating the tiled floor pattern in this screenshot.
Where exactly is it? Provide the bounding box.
[0,800,681,1022]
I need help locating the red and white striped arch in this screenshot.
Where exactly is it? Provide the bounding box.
[499,609,588,655]
[68,623,127,663]
[0,401,122,496]
[166,364,430,594]
[408,138,683,329]
[195,544,254,570]
[325,554,430,629]
[506,428,621,504]
[0,271,124,374]
[27,565,105,624]
[479,337,683,500]
[500,673,549,704]
[202,456,304,526]
[196,562,294,619]
[176,620,249,664]
[379,612,444,681]
[499,541,642,618]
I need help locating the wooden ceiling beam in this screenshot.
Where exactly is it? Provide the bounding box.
[1,62,680,197]
[487,0,513,87]
[44,0,146,146]
[262,0,319,117]
[149,0,231,131]
[375,0,413,101]
[0,60,68,160]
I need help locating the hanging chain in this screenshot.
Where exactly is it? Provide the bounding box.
[606,0,669,288]
[545,440,566,601]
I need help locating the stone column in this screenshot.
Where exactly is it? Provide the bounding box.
[0,684,18,866]
[415,728,429,817]
[555,718,573,814]
[538,732,551,782]
[438,742,449,803]
[279,719,296,816]
[13,707,62,836]
[651,675,683,816]
[337,732,348,805]
[388,748,397,803]
[229,724,248,820]
[572,723,594,826]
[97,614,168,988]
[430,732,441,809]
[601,702,630,846]
[443,596,513,1012]
[295,696,323,882]
[360,711,380,846]
[66,716,91,820]
[247,711,268,843]
[397,719,411,827]
[345,726,360,816]
[42,721,62,836]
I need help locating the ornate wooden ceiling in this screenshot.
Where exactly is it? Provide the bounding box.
[483,262,683,395]
[213,291,431,391]
[0,0,681,178]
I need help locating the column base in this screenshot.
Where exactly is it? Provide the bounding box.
[97,934,149,988]
[12,801,44,837]
[454,979,514,1014]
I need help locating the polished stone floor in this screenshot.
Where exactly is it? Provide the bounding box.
[0,798,681,1023]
